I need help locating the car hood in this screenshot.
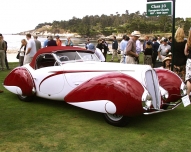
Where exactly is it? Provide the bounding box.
[61,61,152,82]
[61,61,151,72]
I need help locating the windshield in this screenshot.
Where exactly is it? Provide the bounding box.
[54,51,100,62]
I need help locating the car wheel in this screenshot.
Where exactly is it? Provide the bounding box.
[17,95,34,102]
[103,113,129,127]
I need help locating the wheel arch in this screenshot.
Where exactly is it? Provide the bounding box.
[3,67,35,96]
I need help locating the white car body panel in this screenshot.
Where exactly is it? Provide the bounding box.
[68,100,116,114]
[24,61,153,101]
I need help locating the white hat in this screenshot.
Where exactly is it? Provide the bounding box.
[163,57,171,63]
[166,52,172,57]
[131,31,141,37]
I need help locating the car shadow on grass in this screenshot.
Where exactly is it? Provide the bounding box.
[127,105,189,129]
[25,96,105,125]
[11,94,190,129]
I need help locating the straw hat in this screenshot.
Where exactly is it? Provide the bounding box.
[166,52,172,57]
[163,57,171,62]
[131,31,141,37]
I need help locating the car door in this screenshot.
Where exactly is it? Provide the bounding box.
[33,54,65,96]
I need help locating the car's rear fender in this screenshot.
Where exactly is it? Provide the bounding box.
[3,67,35,96]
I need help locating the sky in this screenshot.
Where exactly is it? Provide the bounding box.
[1,0,190,34]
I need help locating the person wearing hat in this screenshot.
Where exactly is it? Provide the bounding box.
[162,57,172,70]
[87,43,105,62]
[125,31,140,64]
[55,35,62,46]
[158,38,171,62]
[166,52,172,59]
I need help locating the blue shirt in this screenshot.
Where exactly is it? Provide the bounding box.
[65,40,73,46]
[120,40,128,51]
[43,39,49,48]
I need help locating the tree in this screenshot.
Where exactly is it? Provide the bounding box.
[33,9,187,36]
[184,20,191,35]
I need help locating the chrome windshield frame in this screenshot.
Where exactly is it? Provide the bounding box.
[52,51,100,64]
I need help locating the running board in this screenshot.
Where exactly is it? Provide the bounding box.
[143,101,182,115]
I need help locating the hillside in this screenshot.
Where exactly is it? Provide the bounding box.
[18,26,172,42]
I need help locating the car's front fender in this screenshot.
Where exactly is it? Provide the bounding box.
[65,72,145,117]
[155,68,183,102]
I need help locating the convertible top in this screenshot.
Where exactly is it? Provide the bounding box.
[30,46,91,69]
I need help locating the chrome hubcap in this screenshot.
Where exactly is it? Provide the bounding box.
[106,113,123,121]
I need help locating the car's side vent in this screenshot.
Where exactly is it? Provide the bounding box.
[145,70,161,109]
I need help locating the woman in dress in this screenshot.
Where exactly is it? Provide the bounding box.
[184,30,191,95]
[19,39,27,66]
[173,27,187,81]
[143,41,153,66]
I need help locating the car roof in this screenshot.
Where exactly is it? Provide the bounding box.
[30,46,92,69]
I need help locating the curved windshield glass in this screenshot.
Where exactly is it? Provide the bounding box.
[54,51,100,62]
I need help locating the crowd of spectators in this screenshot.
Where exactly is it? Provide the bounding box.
[111,28,191,96]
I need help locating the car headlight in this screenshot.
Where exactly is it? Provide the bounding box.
[180,82,187,96]
[159,86,169,100]
[142,90,152,110]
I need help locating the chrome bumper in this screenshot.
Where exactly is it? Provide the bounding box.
[143,101,182,115]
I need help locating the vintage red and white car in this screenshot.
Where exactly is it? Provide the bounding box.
[3,46,187,127]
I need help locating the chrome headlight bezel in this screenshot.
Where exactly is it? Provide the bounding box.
[159,86,169,100]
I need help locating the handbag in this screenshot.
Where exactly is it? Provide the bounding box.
[16,52,20,59]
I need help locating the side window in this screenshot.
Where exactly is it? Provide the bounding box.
[36,54,56,69]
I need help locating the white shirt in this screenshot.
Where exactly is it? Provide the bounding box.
[136,40,141,54]
[95,48,105,62]
[19,46,25,56]
[120,39,128,55]
[26,38,37,57]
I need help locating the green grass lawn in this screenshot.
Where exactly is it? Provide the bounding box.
[0,61,191,152]
[106,52,144,63]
